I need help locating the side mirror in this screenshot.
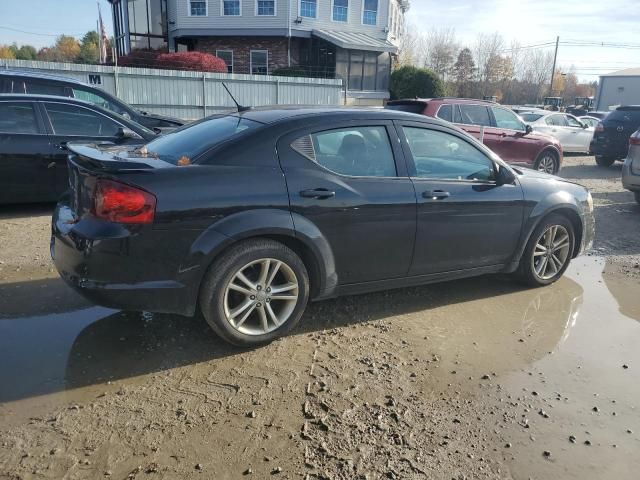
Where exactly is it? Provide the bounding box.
[525,124,533,135]
[581,123,588,129]
[495,165,516,186]
[116,127,142,140]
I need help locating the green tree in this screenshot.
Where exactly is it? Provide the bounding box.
[77,31,100,64]
[0,45,16,59]
[14,44,37,60]
[452,48,476,97]
[390,65,445,100]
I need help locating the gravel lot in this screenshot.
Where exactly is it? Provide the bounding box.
[1,155,639,480]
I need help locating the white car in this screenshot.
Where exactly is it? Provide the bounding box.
[524,113,594,153]
[579,116,601,128]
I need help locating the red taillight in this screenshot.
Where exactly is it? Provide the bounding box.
[93,179,156,224]
[595,122,604,132]
[630,132,640,146]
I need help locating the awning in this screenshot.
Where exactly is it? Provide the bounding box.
[311,30,398,54]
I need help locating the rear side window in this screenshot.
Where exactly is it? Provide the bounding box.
[0,102,39,134]
[386,102,426,115]
[25,81,68,96]
[45,103,121,137]
[292,126,397,177]
[436,104,453,122]
[144,115,263,165]
[491,107,525,131]
[458,104,492,127]
[520,113,543,122]
[72,88,128,116]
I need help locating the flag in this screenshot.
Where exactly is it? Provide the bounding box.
[98,1,109,63]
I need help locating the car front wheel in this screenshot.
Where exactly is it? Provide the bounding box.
[534,150,559,175]
[199,239,310,346]
[595,155,615,167]
[516,214,575,287]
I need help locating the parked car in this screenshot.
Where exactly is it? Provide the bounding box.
[386,98,563,174]
[590,106,640,167]
[520,111,546,123]
[527,113,595,153]
[0,70,185,130]
[578,116,601,128]
[622,128,640,205]
[584,111,610,120]
[0,94,156,205]
[51,107,595,346]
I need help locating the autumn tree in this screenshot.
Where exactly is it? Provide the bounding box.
[425,28,458,80]
[0,45,15,59]
[452,48,476,97]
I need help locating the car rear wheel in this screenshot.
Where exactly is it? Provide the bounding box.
[516,214,575,287]
[199,239,310,346]
[595,155,615,167]
[534,150,559,174]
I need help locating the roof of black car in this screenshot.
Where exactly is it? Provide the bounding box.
[0,69,87,86]
[236,105,441,125]
[0,93,96,105]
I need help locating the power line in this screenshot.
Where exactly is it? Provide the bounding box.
[0,25,86,37]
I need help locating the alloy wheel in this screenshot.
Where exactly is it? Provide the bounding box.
[223,258,299,336]
[537,154,557,174]
[531,225,571,280]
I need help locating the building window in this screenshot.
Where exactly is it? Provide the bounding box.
[250,50,268,75]
[189,0,207,16]
[216,50,233,73]
[257,0,275,15]
[332,0,348,22]
[362,0,378,25]
[223,0,241,15]
[300,0,317,18]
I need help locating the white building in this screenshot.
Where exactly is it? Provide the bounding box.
[109,0,411,104]
[595,68,640,111]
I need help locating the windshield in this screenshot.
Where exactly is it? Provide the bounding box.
[141,115,263,164]
[520,113,543,122]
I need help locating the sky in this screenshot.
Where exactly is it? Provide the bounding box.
[1,0,639,81]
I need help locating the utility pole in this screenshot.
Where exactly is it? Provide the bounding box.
[549,36,559,96]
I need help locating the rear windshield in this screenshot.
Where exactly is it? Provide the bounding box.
[606,109,640,124]
[520,113,543,122]
[386,102,427,114]
[142,115,263,164]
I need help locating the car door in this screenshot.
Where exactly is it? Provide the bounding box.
[542,114,572,148]
[564,114,593,152]
[41,101,140,196]
[489,106,541,165]
[0,100,57,204]
[396,121,524,275]
[277,121,417,285]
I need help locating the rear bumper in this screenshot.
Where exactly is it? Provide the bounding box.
[51,202,198,316]
[622,157,640,192]
[590,138,627,159]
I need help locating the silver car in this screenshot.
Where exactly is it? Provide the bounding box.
[622,128,640,205]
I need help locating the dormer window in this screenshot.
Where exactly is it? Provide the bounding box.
[332,0,348,22]
[300,0,317,18]
[257,0,276,16]
[189,0,207,16]
[223,0,241,16]
[362,0,378,25]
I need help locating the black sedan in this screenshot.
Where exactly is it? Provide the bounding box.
[0,94,157,205]
[51,107,595,346]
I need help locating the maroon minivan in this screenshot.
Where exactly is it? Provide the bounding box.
[386,98,564,174]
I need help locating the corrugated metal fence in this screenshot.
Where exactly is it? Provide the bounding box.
[0,59,344,120]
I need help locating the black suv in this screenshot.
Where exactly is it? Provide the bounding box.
[590,106,640,167]
[0,70,185,130]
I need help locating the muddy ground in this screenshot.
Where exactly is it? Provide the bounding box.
[0,155,639,480]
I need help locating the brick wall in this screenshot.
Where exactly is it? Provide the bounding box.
[196,37,301,74]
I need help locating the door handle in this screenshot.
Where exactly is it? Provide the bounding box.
[422,190,450,200]
[300,188,336,199]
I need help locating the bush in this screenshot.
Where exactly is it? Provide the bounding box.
[155,51,227,72]
[390,66,445,100]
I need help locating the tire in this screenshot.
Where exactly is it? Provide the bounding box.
[199,239,309,347]
[534,150,559,175]
[595,155,615,167]
[516,214,575,287]
[635,191,640,205]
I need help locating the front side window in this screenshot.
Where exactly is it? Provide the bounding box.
[0,102,39,134]
[546,115,567,127]
[363,0,378,25]
[250,50,268,75]
[300,0,317,18]
[216,50,234,73]
[45,103,121,137]
[565,115,583,127]
[491,107,525,131]
[403,127,495,182]
[333,0,348,21]
[223,0,240,15]
[292,126,397,177]
[257,0,275,15]
[189,0,207,16]
[458,104,492,127]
